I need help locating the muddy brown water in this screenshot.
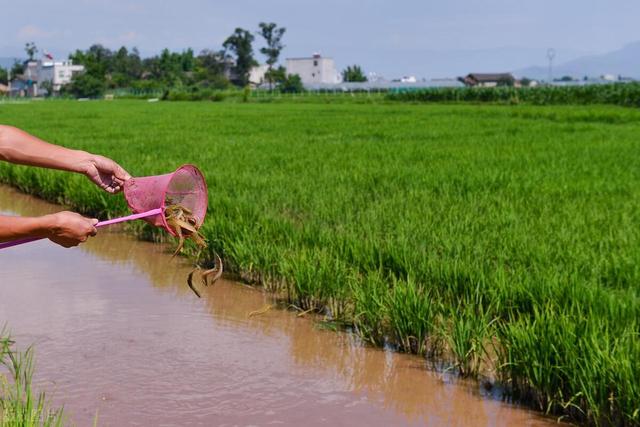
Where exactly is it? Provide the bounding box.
[0,186,559,426]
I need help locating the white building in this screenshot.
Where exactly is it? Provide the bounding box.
[22,59,85,93]
[285,54,340,85]
[249,64,270,86]
[38,60,85,91]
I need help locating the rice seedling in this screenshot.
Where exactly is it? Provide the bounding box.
[386,276,439,354]
[0,329,65,427]
[443,302,494,378]
[350,271,388,346]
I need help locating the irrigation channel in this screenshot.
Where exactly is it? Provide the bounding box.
[0,185,559,426]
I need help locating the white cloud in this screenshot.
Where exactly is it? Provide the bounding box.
[17,25,59,41]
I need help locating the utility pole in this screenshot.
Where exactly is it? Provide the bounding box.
[547,48,556,84]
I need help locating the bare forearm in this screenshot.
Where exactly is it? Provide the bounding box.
[0,125,90,173]
[0,212,98,247]
[0,214,54,242]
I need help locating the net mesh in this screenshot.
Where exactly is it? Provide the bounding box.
[123,165,208,235]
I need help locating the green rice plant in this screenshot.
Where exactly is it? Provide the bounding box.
[495,305,640,425]
[444,301,495,377]
[1,100,639,424]
[0,330,65,426]
[386,276,439,354]
[349,270,388,346]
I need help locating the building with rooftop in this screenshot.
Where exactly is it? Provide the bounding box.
[38,60,85,92]
[285,54,340,85]
[15,59,84,94]
[460,73,516,87]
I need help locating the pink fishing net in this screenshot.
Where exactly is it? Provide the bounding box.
[123,164,208,235]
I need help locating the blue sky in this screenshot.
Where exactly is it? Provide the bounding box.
[1,0,639,78]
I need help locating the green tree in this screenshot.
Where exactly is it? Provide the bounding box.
[40,80,53,97]
[266,65,287,86]
[110,46,133,87]
[67,73,106,98]
[25,42,38,61]
[69,44,113,78]
[223,28,257,86]
[263,66,302,93]
[195,49,230,88]
[342,65,367,82]
[113,46,130,73]
[10,61,23,78]
[497,76,515,87]
[158,48,182,82]
[180,48,195,72]
[196,49,226,76]
[0,67,8,85]
[257,22,286,89]
[280,73,303,93]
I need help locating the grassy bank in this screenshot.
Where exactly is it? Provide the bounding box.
[1,100,639,425]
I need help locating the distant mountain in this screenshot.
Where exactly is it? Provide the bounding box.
[514,42,640,80]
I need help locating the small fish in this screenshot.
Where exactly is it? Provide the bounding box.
[165,202,223,298]
[201,253,223,287]
[164,203,207,257]
[187,268,202,298]
[248,304,273,318]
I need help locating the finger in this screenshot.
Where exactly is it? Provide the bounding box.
[93,177,110,192]
[114,165,132,181]
[90,226,98,237]
[109,177,123,190]
[91,218,99,225]
[100,181,116,193]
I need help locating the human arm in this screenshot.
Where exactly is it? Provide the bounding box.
[0,212,98,248]
[0,125,131,193]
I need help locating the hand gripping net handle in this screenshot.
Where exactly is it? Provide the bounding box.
[0,208,163,250]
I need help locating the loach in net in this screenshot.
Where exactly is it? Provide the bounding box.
[123,164,208,236]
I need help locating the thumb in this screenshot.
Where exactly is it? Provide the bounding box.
[115,164,132,181]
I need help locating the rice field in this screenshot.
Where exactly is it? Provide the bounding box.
[1,100,639,425]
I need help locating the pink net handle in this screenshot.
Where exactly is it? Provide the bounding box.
[0,208,163,250]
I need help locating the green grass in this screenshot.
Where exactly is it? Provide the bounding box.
[0,329,65,426]
[1,99,639,425]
